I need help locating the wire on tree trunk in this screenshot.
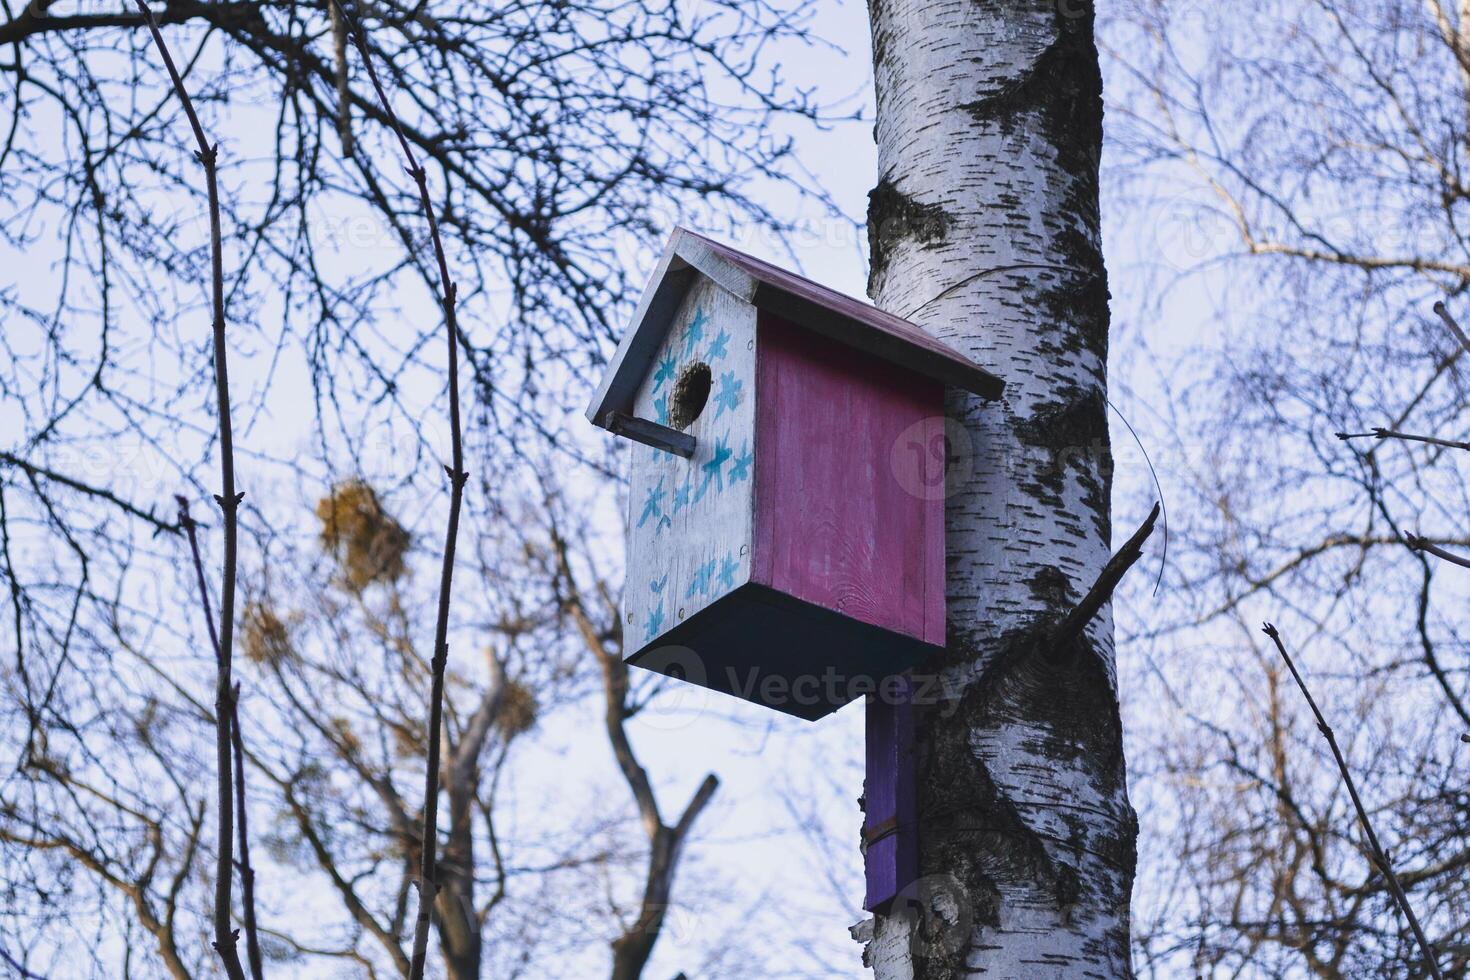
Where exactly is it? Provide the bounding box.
[1045,502,1161,662]
[133,4,247,976]
[324,3,468,976]
[1261,623,1444,979]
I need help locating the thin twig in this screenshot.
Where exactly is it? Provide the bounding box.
[1336,428,1470,452]
[1405,534,1470,569]
[1261,623,1444,979]
[177,498,220,655]
[1048,502,1161,660]
[136,4,247,976]
[1433,301,1470,356]
[0,943,47,980]
[177,498,264,980]
[0,451,180,535]
[326,3,468,976]
[231,682,264,980]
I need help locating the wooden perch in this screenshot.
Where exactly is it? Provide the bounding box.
[605,411,696,458]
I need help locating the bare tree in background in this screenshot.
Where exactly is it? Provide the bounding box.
[0,0,822,674]
[0,0,829,974]
[538,483,722,980]
[1106,0,1470,975]
[1,472,754,977]
[132,3,252,973]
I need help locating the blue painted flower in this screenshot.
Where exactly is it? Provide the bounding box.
[654,393,669,426]
[686,557,717,597]
[713,370,742,419]
[728,441,753,483]
[637,478,666,528]
[717,553,739,592]
[694,438,732,502]
[652,354,677,392]
[684,305,709,356]
[650,574,668,595]
[645,603,665,639]
[671,477,692,514]
[706,329,730,362]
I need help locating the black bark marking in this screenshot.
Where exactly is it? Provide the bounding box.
[1036,3,1111,370]
[911,562,1134,976]
[866,179,956,292]
[1014,387,1110,535]
[956,4,1111,370]
[866,0,1133,971]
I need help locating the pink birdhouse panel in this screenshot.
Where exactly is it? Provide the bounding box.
[751,312,946,649]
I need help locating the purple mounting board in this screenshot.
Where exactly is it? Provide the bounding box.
[864,677,917,912]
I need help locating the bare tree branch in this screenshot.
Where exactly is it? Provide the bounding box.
[177,497,264,980]
[1049,502,1161,660]
[230,682,264,980]
[1336,428,1470,453]
[448,651,506,793]
[0,451,180,535]
[1261,623,1443,980]
[1405,533,1470,569]
[546,509,719,979]
[134,3,245,975]
[323,4,470,975]
[1433,301,1470,356]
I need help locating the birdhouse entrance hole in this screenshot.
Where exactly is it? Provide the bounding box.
[669,362,711,430]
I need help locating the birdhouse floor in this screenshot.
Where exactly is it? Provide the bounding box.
[625,582,939,721]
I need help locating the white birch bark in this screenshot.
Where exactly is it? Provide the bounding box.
[857,1,1135,976]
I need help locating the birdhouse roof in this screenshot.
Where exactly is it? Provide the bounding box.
[585,228,1004,427]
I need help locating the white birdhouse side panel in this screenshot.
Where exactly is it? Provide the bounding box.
[624,275,756,650]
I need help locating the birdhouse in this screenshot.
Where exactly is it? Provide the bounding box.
[586,228,1003,720]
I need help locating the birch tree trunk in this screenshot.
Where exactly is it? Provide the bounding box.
[859,1,1135,976]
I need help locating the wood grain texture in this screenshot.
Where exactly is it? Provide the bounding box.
[605,412,696,458]
[622,280,948,719]
[585,239,694,426]
[680,229,1004,399]
[751,311,945,648]
[624,275,757,651]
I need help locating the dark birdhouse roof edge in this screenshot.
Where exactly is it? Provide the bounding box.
[585,228,1004,428]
